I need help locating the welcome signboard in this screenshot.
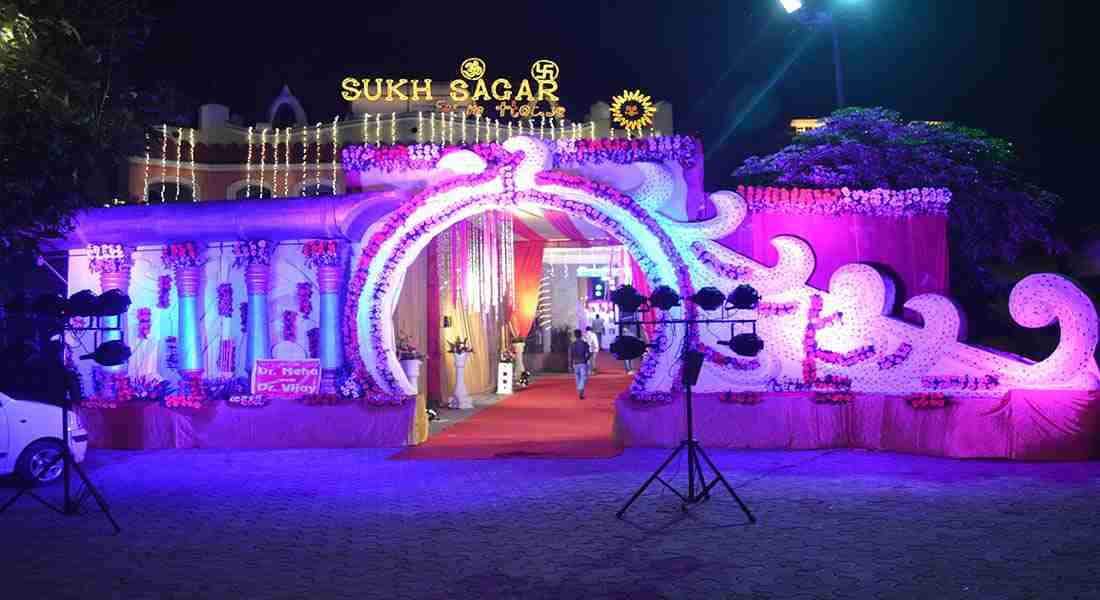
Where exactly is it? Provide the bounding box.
[251,359,322,397]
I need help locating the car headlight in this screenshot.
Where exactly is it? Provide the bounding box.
[67,411,83,431]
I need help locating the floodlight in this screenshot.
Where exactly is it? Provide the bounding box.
[79,339,132,367]
[727,284,761,310]
[610,285,646,314]
[731,333,765,357]
[780,0,803,13]
[67,290,99,317]
[610,335,648,361]
[689,287,726,311]
[649,285,681,311]
[94,289,132,316]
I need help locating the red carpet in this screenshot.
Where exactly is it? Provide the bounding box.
[391,354,629,459]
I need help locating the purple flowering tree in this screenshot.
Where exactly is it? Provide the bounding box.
[734,107,1063,293]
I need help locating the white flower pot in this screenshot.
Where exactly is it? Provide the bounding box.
[449,352,472,409]
[511,342,526,375]
[400,358,422,393]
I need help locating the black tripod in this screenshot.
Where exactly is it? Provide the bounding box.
[615,321,756,522]
[0,318,121,533]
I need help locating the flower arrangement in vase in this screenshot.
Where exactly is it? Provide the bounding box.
[232,239,274,268]
[161,241,204,269]
[86,243,132,274]
[397,332,425,361]
[447,337,474,354]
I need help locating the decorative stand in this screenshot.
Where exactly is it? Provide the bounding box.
[400,358,422,394]
[450,352,472,409]
[496,362,514,395]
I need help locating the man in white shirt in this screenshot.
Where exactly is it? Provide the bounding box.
[584,326,600,374]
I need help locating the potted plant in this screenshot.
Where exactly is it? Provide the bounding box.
[396,332,424,391]
[447,337,473,409]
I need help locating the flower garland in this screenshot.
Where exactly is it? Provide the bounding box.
[757,302,799,316]
[86,243,132,274]
[812,391,854,405]
[307,327,320,358]
[302,240,341,268]
[802,295,874,386]
[239,302,248,334]
[339,136,701,174]
[700,344,760,370]
[157,275,172,309]
[282,310,297,342]
[228,394,268,407]
[161,241,203,269]
[737,186,950,217]
[300,393,349,406]
[165,336,179,370]
[906,392,949,409]
[691,241,751,280]
[136,307,152,339]
[166,376,206,409]
[217,283,234,317]
[877,343,912,370]
[721,391,763,405]
[921,374,999,391]
[297,282,313,318]
[232,239,274,268]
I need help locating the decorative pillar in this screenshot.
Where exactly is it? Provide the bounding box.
[175,264,204,378]
[303,240,343,391]
[88,243,134,374]
[233,240,276,374]
[161,241,205,379]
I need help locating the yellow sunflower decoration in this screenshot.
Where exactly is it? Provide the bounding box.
[610,89,657,132]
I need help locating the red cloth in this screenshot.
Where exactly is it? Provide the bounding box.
[544,210,588,242]
[511,217,545,241]
[720,213,948,297]
[628,256,655,340]
[511,241,545,339]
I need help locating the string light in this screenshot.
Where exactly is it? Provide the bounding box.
[461,110,467,145]
[559,118,565,140]
[259,127,267,197]
[549,119,555,141]
[495,119,500,142]
[375,113,381,143]
[507,122,512,139]
[300,125,308,196]
[161,124,168,203]
[363,113,369,144]
[174,127,183,201]
[283,127,290,197]
[314,122,322,194]
[539,115,545,139]
[475,114,481,144]
[529,119,535,139]
[245,126,254,199]
[430,112,435,144]
[142,133,150,204]
[590,121,595,141]
[417,111,423,144]
[189,128,197,202]
[331,116,339,195]
[390,111,395,144]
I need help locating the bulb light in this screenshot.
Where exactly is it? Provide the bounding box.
[331,116,339,195]
[246,126,254,199]
[161,124,168,203]
[259,127,267,196]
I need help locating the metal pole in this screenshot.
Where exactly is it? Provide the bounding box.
[831,14,845,108]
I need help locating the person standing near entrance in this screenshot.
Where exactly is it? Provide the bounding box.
[584,326,600,373]
[591,314,606,350]
[569,329,591,399]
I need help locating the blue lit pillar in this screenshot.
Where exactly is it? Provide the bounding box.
[244,262,271,373]
[315,257,344,392]
[175,264,204,378]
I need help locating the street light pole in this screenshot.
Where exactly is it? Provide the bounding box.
[830,13,845,108]
[782,1,847,109]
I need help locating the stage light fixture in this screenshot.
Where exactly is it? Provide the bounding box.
[731,333,765,357]
[689,286,726,311]
[66,290,99,317]
[610,335,648,361]
[649,285,681,311]
[93,289,132,317]
[727,284,761,310]
[79,339,132,367]
[610,285,646,314]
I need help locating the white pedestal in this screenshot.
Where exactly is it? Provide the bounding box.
[496,363,514,395]
[511,342,526,375]
[449,352,472,409]
[400,359,422,394]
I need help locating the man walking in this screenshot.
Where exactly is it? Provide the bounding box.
[591,314,606,350]
[584,326,600,373]
[569,328,591,399]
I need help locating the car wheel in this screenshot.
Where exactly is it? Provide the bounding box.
[15,440,65,485]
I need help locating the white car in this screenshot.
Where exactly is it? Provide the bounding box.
[0,392,88,484]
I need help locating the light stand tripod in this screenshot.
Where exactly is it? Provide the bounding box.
[614,314,756,523]
[0,316,121,533]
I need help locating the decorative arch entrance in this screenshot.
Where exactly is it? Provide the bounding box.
[343,137,697,403]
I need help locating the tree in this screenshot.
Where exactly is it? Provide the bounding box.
[0,1,162,259]
[733,107,1063,289]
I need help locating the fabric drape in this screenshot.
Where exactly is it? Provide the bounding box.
[628,256,656,340]
[544,210,588,242]
[511,241,546,340]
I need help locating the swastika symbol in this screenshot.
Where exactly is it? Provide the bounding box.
[530,59,560,82]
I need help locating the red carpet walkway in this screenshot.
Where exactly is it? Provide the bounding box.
[391,354,629,459]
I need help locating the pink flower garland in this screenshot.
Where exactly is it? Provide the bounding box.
[802,294,874,387]
[700,344,760,371]
[721,391,763,405]
[165,336,179,369]
[737,186,950,217]
[282,310,297,342]
[297,282,313,318]
[691,241,751,280]
[307,327,320,358]
[232,239,274,268]
[161,241,203,269]
[239,302,248,334]
[877,343,912,370]
[302,240,341,268]
[86,243,132,275]
[157,275,172,309]
[906,392,949,409]
[921,374,999,391]
[136,307,151,339]
[812,391,853,405]
[217,283,233,318]
[757,302,799,316]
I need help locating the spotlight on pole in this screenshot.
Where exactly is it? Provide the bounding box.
[731,332,765,357]
[689,286,726,311]
[780,0,803,13]
[610,284,646,314]
[727,284,761,310]
[610,335,648,361]
[79,339,132,367]
[649,285,681,311]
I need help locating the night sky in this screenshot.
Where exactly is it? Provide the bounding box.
[143,1,1068,200]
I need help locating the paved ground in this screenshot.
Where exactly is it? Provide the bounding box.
[2,447,1098,599]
